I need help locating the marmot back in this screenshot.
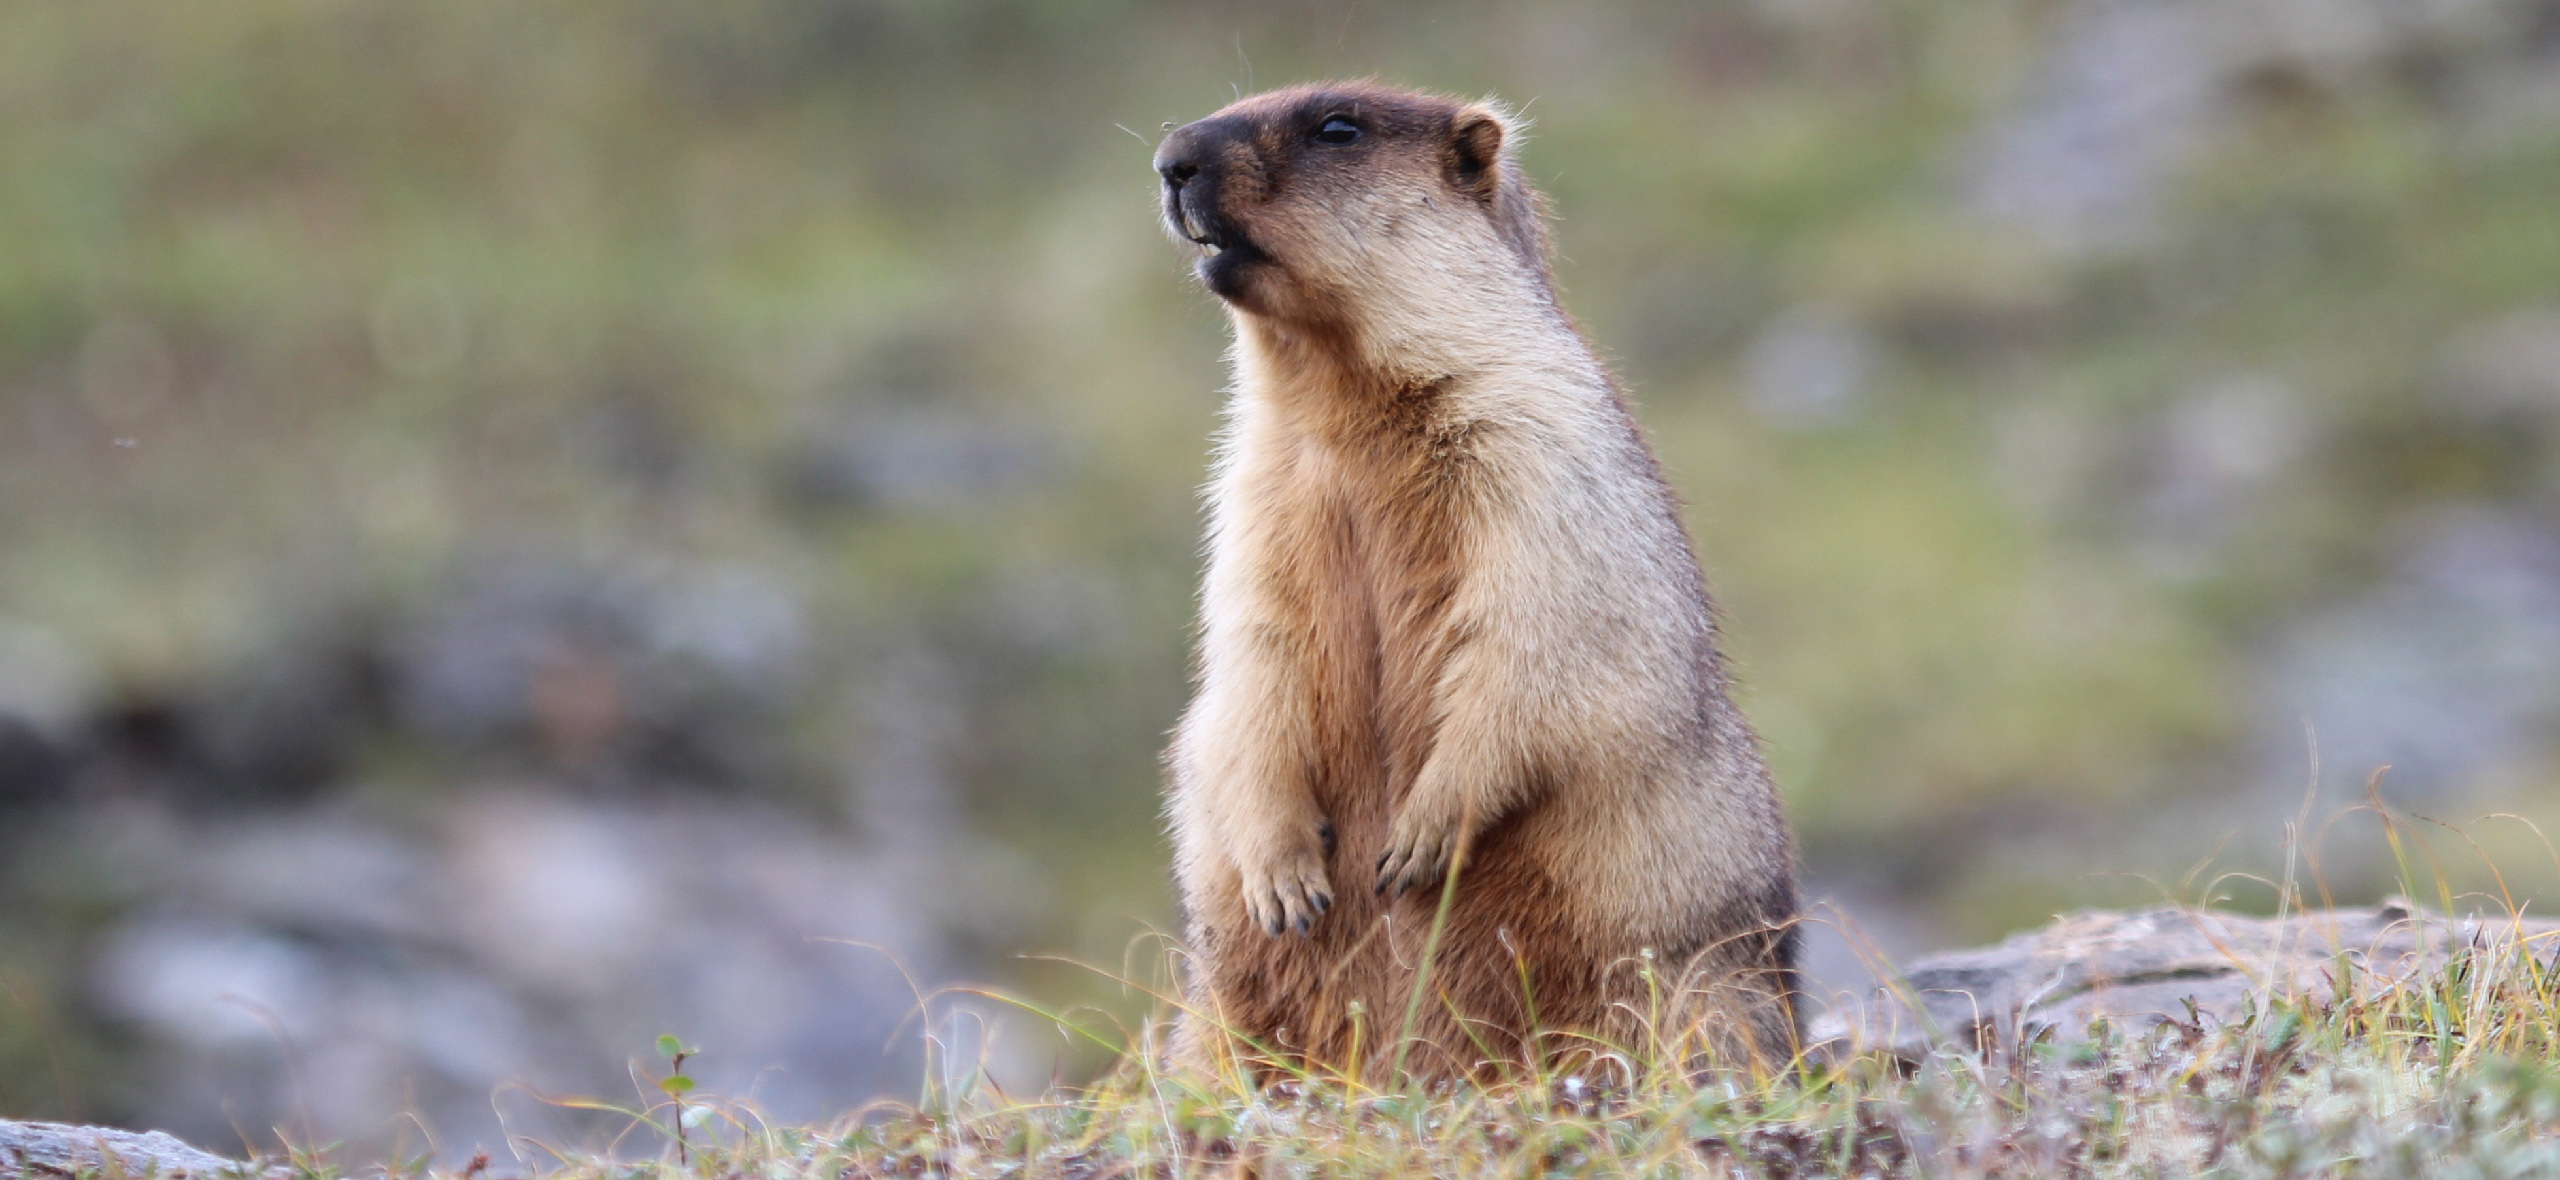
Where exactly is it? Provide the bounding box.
[1153,81,1799,1079]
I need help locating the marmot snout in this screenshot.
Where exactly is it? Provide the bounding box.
[1154,81,1800,1080]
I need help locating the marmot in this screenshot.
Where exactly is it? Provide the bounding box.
[1154,81,1799,1080]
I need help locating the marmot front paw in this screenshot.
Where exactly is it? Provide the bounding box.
[1238,825,1334,936]
[1374,809,1460,897]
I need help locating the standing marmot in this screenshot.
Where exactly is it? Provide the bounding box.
[1154,82,1799,1080]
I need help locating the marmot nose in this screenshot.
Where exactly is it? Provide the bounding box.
[1155,121,1217,187]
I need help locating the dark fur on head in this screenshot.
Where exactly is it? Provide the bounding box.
[1154,82,1554,323]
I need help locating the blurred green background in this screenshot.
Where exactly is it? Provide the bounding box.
[4,0,2560,1161]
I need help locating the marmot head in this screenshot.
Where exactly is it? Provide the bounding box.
[1154,82,1552,330]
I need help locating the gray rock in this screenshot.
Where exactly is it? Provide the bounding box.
[0,1119,252,1179]
[1811,901,2560,1059]
[77,789,993,1163]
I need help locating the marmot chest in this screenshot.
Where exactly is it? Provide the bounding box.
[1268,435,1473,814]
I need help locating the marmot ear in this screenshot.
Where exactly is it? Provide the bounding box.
[1448,110,1505,203]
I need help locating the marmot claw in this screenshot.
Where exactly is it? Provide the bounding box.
[1373,816,1458,897]
[1239,837,1334,937]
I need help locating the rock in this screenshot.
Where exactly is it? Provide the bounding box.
[74,789,994,1163]
[0,1119,253,1179]
[1811,901,2560,1059]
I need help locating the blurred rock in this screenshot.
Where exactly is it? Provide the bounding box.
[0,538,1056,1163]
[1794,886,1949,1010]
[1967,1,2224,253]
[0,1118,254,1179]
[1969,0,2527,253]
[1812,901,2560,1059]
[80,789,1019,1162]
[395,556,807,783]
[2265,512,2560,798]
[33,554,817,811]
[0,717,69,809]
[781,412,1054,513]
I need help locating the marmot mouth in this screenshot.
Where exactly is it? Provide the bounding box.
[1179,213,1239,259]
[1183,221,1258,265]
[1165,187,1263,299]
[1168,189,1251,260]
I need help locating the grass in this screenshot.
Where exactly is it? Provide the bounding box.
[224,800,2560,1179]
[282,905,2553,1180]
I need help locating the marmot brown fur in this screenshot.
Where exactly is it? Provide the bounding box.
[1153,81,1799,1081]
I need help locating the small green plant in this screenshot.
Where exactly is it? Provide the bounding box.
[654,1035,699,1166]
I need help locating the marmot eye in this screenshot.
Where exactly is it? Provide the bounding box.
[1314,117,1361,145]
